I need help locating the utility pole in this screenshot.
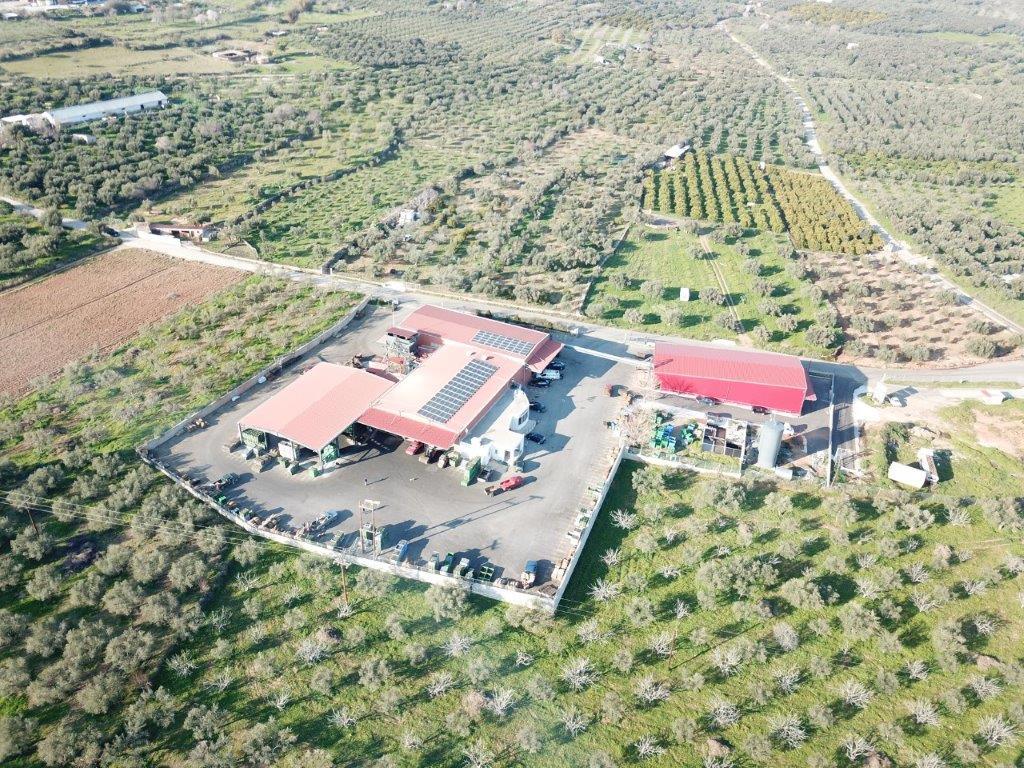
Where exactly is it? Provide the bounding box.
[26,507,39,534]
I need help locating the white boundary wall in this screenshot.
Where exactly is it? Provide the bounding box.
[139,294,554,611]
[550,443,626,611]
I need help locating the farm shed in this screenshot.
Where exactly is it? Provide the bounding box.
[143,222,213,242]
[238,363,392,458]
[238,305,562,462]
[653,341,813,416]
[663,143,691,161]
[42,91,168,129]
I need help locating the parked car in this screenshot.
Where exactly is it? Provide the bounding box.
[546,359,566,371]
[312,510,339,531]
[528,378,551,388]
[528,400,546,412]
[405,440,424,455]
[696,395,719,406]
[752,405,770,415]
[213,472,239,490]
[484,475,525,496]
[535,368,561,380]
[525,432,546,445]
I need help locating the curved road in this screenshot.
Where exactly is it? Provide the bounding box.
[717,22,1024,337]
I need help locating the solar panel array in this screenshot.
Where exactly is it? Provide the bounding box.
[417,359,499,423]
[472,329,535,357]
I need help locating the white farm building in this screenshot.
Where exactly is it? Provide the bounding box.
[2,91,168,132]
[45,91,168,128]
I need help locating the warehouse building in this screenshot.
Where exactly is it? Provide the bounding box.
[653,341,813,416]
[238,306,562,467]
[2,91,168,132]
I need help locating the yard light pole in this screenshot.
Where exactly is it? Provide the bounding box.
[340,561,349,607]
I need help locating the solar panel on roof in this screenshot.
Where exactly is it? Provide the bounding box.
[417,359,499,424]
[472,329,535,357]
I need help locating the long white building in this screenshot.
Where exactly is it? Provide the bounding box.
[1,90,168,131]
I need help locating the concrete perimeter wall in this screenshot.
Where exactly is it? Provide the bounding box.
[138,294,554,611]
[550,443,626,612]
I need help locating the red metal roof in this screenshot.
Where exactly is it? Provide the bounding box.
[237,305,560,452]
[399,305,551,360]
[654,342,809,389]
[358,408,460,449]
[526,336,563,373]
[360,344,521,447]
[239,363,392,451]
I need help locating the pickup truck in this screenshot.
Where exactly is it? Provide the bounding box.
[212,472,239,490]
[484,475,525,496]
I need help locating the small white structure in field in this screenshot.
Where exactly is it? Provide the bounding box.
[979,389,1008,405]
[679,287,691,302]
[916,448,939,485]
[871,378,888,405]
[663,143,691,161]
[888,461,927,490]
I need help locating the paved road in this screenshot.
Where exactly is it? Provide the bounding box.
[717,22,1024,337]
[1,195,88,230]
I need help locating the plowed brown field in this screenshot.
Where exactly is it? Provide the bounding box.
[0,248,241,395]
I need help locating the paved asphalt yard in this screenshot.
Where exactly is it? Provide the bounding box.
[157,304,630,584]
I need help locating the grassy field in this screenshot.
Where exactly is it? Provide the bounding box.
[567,25,647,64]
[154,120,395,226]
[991,184,1024,228]
[867,400,1024,498]
[247,146,477,268]
[923,31,1021,46]
[0,44,236,78]
[586,224,830,356]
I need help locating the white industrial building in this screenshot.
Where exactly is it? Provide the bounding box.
[1,91,168,132]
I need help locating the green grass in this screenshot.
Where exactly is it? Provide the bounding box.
[990,184,1024,228]
[869,401,1024,498]
[923,31,1021,45]
[0,213,113,291]
[586,224,829,356]
[0,44,237,78]
[248,146,477,268]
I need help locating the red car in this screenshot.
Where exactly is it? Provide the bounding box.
[405,440,424,456]
[485,475,525,496]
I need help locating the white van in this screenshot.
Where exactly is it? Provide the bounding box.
[536,369,562,381]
